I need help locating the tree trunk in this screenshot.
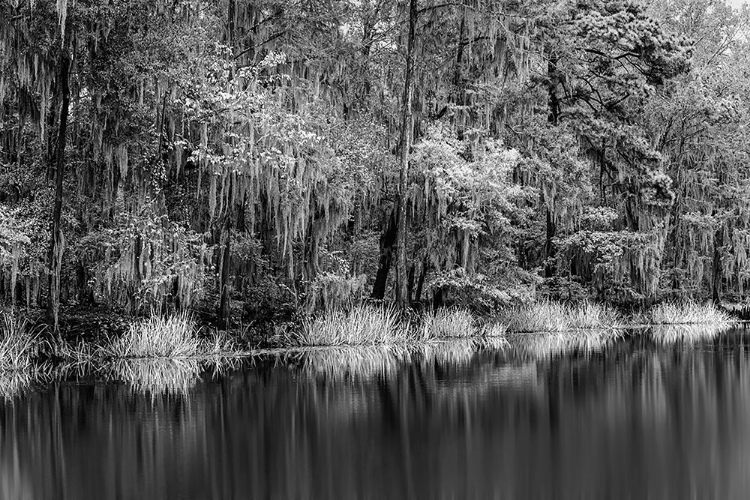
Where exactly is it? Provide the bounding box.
[46,48,71,332]
[371,210,397,300]
[544,208,556,278]
[219,174,234,328]
[414,258,428,304]
[544,54,559,279]
[395,0,417,309]
[219,0,236,328]
[713,225,723,304]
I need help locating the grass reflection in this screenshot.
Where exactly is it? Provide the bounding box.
[108,359,202,395]
[650,324,732,344]
[295,345,413,380]
[507,330,624,359]
[296,337,510,382]
[0,370,44,400]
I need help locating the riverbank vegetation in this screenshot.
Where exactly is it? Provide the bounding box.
[0,297,741,370]
[1,0,750,359]
[648,301,733,325]
[0,312,43,371]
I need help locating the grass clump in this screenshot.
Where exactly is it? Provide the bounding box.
[419,308,477,339]
[501,300,621,333]
[650,301,732,325]
[293,305,410,346]
[106,311,201,358]
[0,312,43,371]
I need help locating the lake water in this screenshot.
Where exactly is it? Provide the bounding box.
[1,325,749,499]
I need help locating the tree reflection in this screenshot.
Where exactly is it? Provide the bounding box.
[2,328,750,498]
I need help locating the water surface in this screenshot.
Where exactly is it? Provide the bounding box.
[1,326,749,499]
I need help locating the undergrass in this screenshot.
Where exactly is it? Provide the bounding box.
[293,305,508,346]
[0,312,43,371]
[105,311,202,358]
[649,301,732,325]
[500,300,622,333]
[418,308,476,339]
[293,305,410,346]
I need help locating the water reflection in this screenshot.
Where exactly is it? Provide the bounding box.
[108,359,202,396]
[507,329,624,359]
[0,370,45,400]
[1,327,750,498]
[650,323,732,344]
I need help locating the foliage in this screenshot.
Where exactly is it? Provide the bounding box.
[0,0,748,330]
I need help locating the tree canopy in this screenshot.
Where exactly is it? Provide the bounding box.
[1,0,748,326]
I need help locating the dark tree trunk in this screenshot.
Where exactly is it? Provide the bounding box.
[395,0,417,309]
[219,174,234,328]
[543,54,560,279]
[46,48,71,332]
[219,1,236,328]
[713,225,723,304]
[544,208,557,278]
[372,210,398,300]
[414,258,428,304]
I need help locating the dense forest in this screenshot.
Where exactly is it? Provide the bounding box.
[1,0,749,330]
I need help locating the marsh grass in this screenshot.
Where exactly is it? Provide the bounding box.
[418,308,476,339]
[105,311,201,358]
[650,324,731,344]
[54,338,102,366]
[292,306,509,347]
[109,359,201,395]
[0,312,44,371]
[501,300,622,333]
[649,301,732,325]
[201,330,239,356]
[478,322,507,337]
[293,305,411,346]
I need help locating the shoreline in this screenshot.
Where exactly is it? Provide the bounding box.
[0,302,746,379]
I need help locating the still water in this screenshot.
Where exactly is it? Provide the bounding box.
[1,325,749,499]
